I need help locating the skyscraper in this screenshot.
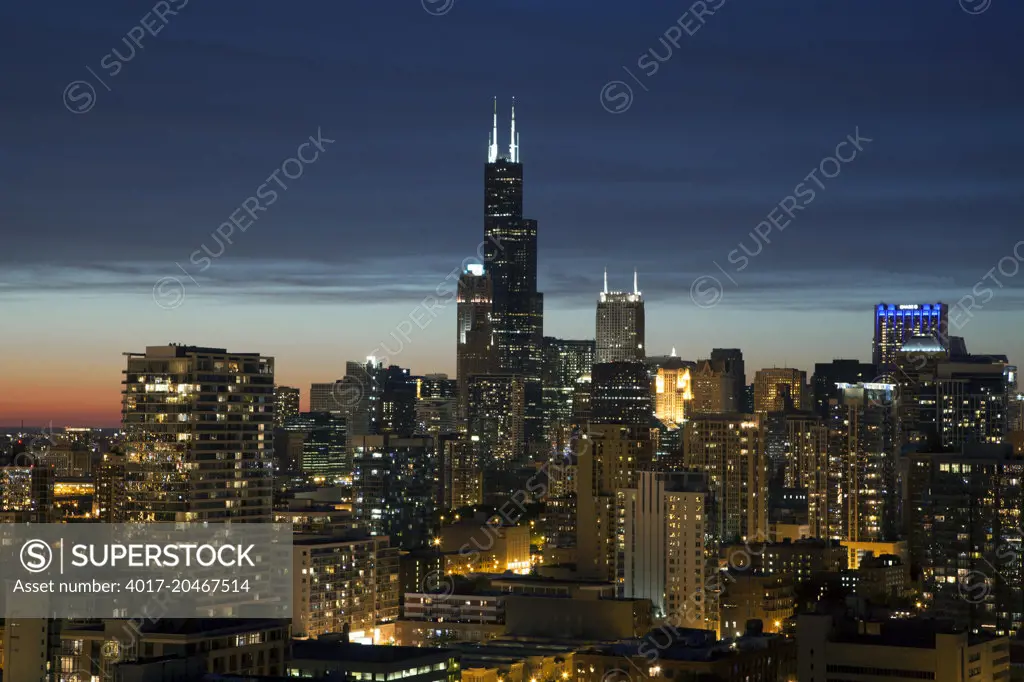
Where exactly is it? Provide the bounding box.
[873,302,948,368]
[810,360,876,418]
[121,344,274,522]
[467,373,525,469]
[457,264,494,424]
[690,359,738,414]
[590,361,653,427]
[596,270,645,364]
[541,337,595,448]
[617,469,717,630]
[710,348,746,410]
[754,368,807,416]
[483,98,544,450]
[273,385,300,428]
[654,356,693,427]
[683,414,767,543]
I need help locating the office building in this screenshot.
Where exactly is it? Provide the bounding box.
[596,270,645,364]
[457,265,494,424]
[873,302,948,368]
[340,358,386,438]
[654,357,693,427]
[284,411,348,479]
[309,381,343,413]
[577,424,656,581]
[273,385,301,428]
[797,614,1009,682]
[466,374,525,469]
[541,337,595,448]
[710,348,746,411]
[753,368,806,416]
[292,534,400,641]
[618,470,718,631]
[690,359,739,414]
[483,99,544,450]
[121,344,274,522]
[907,443,1024,635]
[810,359,876,418]
[590,361,653,427]
[683,414,767,543]
[719,571,794,636]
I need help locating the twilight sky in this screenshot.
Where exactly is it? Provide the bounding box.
[2,0,1022,426]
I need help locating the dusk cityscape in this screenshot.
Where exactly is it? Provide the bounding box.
[2,0,1024,681]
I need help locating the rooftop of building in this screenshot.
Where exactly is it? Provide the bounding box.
[812,615,998,649]
[63,618,288,637]
[292,640,454,664]
[585,628,785,661]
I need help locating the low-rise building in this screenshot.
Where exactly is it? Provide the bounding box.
[398,593,507,646]
[719,571,795,636]
[797,614,1010,682]
[288,641,460,682]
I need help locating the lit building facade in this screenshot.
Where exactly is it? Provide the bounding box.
[441,439,483,511]
[753,368,807,416]
[590,362,653,427]
[654,359,693,427]
[121,344,274,523]
[541,337,595,448]
[457,266,494,425]
[873,302,948,368]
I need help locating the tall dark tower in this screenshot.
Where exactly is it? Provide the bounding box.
[483,98,544,455]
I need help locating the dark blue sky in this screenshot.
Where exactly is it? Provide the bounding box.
[2,0,1022,423]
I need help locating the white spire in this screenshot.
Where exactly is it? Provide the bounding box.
[633,269,639,294]
[603,268,608,294]
[488,97,499,163]
[671,347,677,357]
[509,97,518,162]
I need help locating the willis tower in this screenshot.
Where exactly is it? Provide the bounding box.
[483,98,544,455]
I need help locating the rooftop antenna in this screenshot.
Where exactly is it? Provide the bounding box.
[603,268,608,294]
[488,97,499,163]
[509,97,518,162]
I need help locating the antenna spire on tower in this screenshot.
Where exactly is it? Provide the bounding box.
[633,269,639,295]
[509,97,518,162]
[488,97,499,163]
[603,268,608,294]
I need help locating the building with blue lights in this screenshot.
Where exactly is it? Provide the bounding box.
[872,303,948,368]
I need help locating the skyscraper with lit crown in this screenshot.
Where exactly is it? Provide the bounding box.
[596,270,645,364]
[482,98,544,451]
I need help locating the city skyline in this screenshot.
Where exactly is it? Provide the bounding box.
[4,0,1024,426]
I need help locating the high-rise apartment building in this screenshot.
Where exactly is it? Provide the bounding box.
[351,435,437,550]
[596,271,645,364]
[292,534,400,641]
[121,344,274,522]
[577,424,655,581]
[0,465,54,523]
[483,99,544,449]
[907,443,1024,635]
[778,412,830,538]
[466,374,525,469]
[754,368,807,416]
[828,382,897,542]
[895,341,1009,451]
[273,385,300,428]
[440,439,483,511]
[683,414,767,543]
[873,302,948,368]
[618,470,718,632]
